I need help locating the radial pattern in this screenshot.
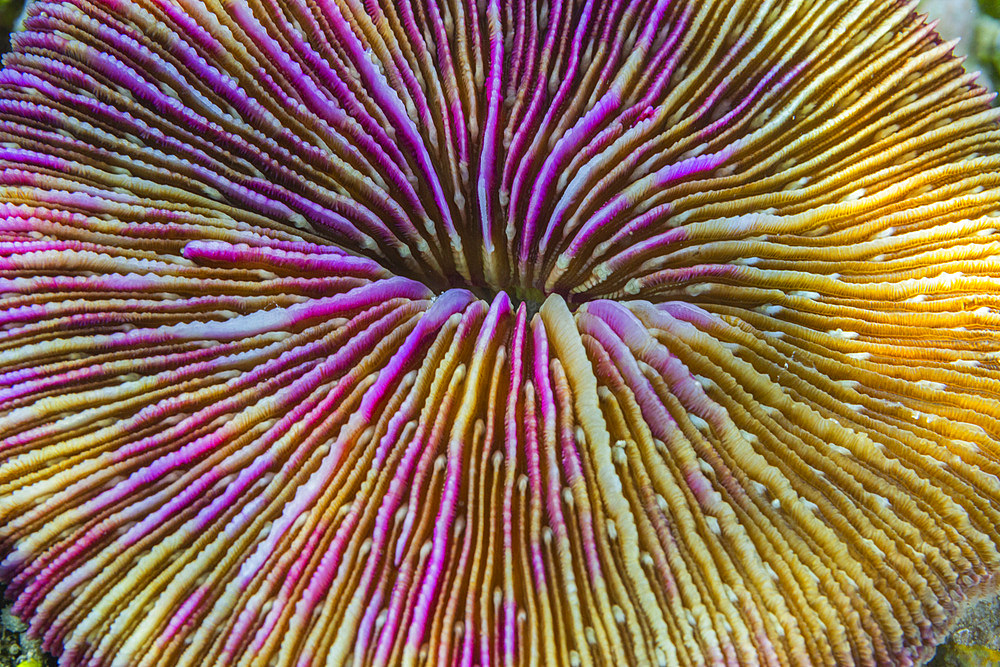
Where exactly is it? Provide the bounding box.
[1,0,1000,665]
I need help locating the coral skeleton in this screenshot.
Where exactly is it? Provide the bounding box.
[1,0,1000,665]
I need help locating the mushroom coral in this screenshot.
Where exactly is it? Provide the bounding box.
[1,0,1000,664]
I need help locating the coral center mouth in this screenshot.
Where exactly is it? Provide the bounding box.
[346,224,601,309]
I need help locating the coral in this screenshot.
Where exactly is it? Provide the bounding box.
[1,0,1000,665]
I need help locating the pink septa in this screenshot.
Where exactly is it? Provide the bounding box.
[359,289,477,422]
[160,584,213,645]
[402,292,513,656]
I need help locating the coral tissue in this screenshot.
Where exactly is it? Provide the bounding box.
[1,0,1000,665]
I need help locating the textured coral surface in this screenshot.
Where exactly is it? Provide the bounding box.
[2,0,1000,665]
